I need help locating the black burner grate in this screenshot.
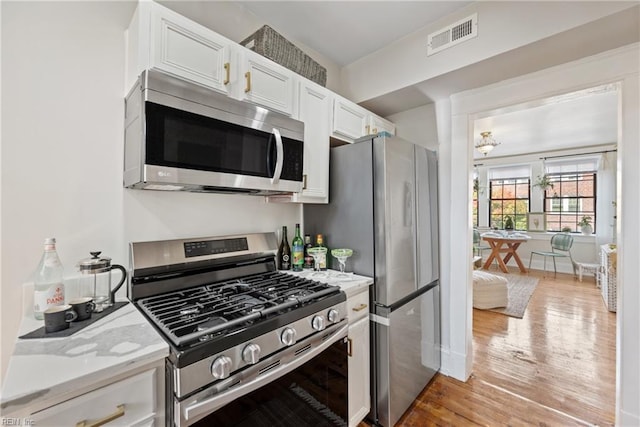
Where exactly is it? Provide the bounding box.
[137,272,339,348]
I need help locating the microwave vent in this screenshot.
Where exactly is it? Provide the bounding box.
[427,13,477,56]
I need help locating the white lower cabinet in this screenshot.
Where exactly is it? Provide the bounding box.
[30,368,161,426]
[346,289,370,427]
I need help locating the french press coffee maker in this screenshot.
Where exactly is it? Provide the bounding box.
[77,251,127,312]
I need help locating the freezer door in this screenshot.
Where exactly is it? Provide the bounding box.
[416,147,439,287]
[374,284,440,427]
[373,136,417,306]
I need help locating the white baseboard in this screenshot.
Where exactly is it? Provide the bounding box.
[439,345,471,382]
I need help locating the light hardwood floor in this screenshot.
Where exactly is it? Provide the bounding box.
[372,267,617,426]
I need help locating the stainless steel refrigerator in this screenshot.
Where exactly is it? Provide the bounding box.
[304,133,440,427]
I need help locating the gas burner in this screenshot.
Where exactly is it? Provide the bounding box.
[179,307,200,321]
[287,289,313,301]
[196,317,228,342]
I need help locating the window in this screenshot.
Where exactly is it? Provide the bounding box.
[489,178,530,230]
[544,172,596,232]
[472,178,479,227]
[488,165,531,230]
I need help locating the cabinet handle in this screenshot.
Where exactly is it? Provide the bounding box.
[365,125,370,135]
[373,128,378,134]
[352,303,368,312]
[347,337,353,357]
[302,174,307,190]
[244,71,251,93]
[76,404,125,427]
[223,62,230,85]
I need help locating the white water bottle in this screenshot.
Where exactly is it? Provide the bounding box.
[33,238,65,320]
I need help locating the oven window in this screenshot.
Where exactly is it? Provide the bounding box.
[193,338,348,427]
[145,102,303,181]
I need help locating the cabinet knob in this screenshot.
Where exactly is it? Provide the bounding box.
[245,71,251,93]
[352,303,368,312]
[281,327,297,346]
[223,62,230,85]
[211,355,233,379]
[75,404,125,427]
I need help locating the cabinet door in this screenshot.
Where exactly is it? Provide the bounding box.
[348,316,371,427]
[369,114,396,136]
[332,97,368,142]
[239,50,296,116]
[294,80,331,202]
[31,369,157,426]
[150,4,231,94]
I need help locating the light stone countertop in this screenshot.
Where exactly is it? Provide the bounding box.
[0,302,169,417]
[284,269,373,297]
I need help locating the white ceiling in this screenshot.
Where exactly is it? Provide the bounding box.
[236,1,473,66]
[234,2,631,157]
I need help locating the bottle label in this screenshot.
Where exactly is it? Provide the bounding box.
[281,254,290,270]
[292,244,304,271]
[34,283,65,314]
[318,253,327,270]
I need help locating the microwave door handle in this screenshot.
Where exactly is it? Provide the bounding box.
[271,128,284,184]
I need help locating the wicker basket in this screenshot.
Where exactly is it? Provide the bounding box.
[240,25,327,87]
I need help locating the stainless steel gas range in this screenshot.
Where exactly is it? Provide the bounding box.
[129,233,349,427]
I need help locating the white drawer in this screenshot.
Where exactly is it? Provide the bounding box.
[32,369,157,426]
[347,290,369,322]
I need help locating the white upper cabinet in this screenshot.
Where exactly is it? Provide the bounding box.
[332,95,395,143]
[237,49,297,117]
[369,114,396,136]
[332,96,369,141]
[295,80,331,202]
[127,1,233,94]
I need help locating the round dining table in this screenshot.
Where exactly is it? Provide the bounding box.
[482,234,531,273]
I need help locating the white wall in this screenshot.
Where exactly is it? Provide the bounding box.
[445,44,639,424]
[0,1,300,384]
[386,104,438,149]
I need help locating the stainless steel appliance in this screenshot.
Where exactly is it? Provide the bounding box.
[304,133,440,427]
[129,233,348,426]
[124,70,304,195]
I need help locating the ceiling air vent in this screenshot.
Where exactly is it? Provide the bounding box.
[427,13,478,56]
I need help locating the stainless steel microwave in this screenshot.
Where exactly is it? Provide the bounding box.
[124,70,304,195]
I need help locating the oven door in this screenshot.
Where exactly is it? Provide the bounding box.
[174,322,348,427]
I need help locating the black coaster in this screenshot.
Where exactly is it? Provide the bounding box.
[19,301,129,339]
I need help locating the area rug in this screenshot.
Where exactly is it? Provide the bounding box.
[486,273,539,318]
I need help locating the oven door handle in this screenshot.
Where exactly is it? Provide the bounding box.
[181,322,348,425]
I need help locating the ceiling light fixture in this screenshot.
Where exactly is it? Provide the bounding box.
[475,131,500,156]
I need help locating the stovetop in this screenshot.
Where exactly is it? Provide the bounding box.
[129,232,346,368]
[138,270,340,347]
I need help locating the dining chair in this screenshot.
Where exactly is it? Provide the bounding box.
[473,229,492,258]
[528,233,576,276]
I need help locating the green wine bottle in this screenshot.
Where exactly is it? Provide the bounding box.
[292,224,304,271]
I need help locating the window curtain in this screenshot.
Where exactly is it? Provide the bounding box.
[487,164,531,180]
[544,155,601,174]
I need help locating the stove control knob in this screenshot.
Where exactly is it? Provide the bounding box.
[242,343,261,364]
[211,356,232,380]
[327,309,340,323]
[281,327,297,346]
[312,315,326,331]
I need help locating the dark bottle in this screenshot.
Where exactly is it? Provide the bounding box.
[303,234,314,269]
[292,224,304,272]
[315,234,327,271]
[277,226,291,270]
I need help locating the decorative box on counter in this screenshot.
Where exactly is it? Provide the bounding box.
[240,25,327,87]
